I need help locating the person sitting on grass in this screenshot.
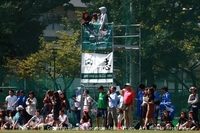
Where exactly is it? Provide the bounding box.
[157,110,174,130]
[44,110,54,129]
[24,109,44,130]
[37,110,54,130]
[58,109,69,129]
[12,105,26,130]
[180,111,198,130]
[0,109,9,130]
[80,110,91,130]
[176,111,188,130]
[2,111,14,130]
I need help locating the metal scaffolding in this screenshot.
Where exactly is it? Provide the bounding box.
[80,23,141,90]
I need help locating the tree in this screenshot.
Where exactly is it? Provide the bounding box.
[0,0,73,84]
[133,0,200,87]
[81,0,200,88]
[5,26,81,90]
[0,0,73,57]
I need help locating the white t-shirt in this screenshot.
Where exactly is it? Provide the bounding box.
[5,95,17,111]
[118,95,124,108]
[32,115,44,123]
[83,95,92,110]
[29,115,43,127]
[74,95,81,110]
[59,114,68,124]
[26,97,37,116]
[143,96,149,103]
[46,114,54,125]
[5,116,14,125]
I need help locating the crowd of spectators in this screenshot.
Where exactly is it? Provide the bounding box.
[0,89,72,130]
[0,83,199,131]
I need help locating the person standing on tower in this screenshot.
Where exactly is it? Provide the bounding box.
[99,7,108,31]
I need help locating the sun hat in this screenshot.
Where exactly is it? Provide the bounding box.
[189,87,197,92]
[16,105,24,111]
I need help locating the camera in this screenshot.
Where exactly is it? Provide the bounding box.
[28,98,32,103]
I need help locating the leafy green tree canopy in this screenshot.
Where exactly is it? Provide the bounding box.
[0,0,72,59]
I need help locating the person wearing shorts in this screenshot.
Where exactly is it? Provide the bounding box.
[95,86,108,130]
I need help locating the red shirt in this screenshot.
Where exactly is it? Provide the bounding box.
[124,89,135,105]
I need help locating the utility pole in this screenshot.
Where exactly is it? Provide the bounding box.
[50,43,60,91]
[52,49,57,91]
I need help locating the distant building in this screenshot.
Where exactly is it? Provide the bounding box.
[43,0,87,41]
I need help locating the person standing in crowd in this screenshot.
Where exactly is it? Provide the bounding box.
[83,90,92,111]
[143,87,156,129]
[161,86,171,104]
[136,84,145,129]
[95,86,108,130]
[73,89,81,125]
[26,91,37,116]
[117,89,125,129]
[60,92,70,113]
[15,90,20,99]
[152,85,159,101]
[50,91,61,129]
[141,88,149,129]
[107,86,118,129]
[68,95,75,125]
[42,90,53,118]
[13,90,20,109]
[123,83,135,130]
[12,90,27,109]
[151,84,160,124]
[5,89,17,116]
[188,87,199,122]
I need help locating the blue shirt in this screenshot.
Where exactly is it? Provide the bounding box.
[136,90,144,105]
[15,95,20,107]
[17,95,27,108]
[162,92,171,104]
[108,92,119,108]
[154,91,159,101]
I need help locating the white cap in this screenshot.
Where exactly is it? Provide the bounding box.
[57,90,62,95]
[125,83,131,86]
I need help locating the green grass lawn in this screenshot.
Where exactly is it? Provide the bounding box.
[0,130,200,133]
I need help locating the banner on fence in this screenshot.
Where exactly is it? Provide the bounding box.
[81,52,113,83]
